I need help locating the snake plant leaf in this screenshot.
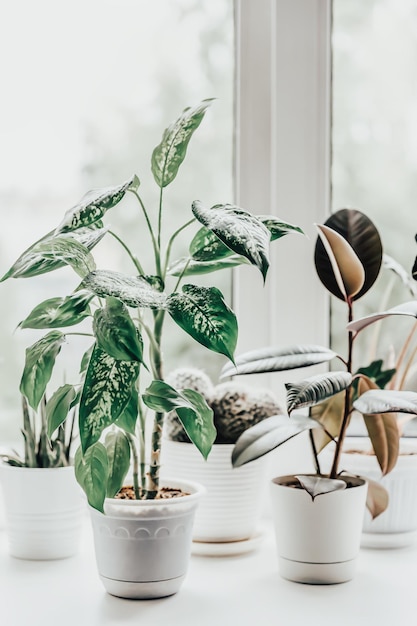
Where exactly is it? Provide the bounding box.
[151,99,214,188]
[1,226,108,282]
[295,475,347,500]
[75,443,108,513]
[20,331,66,410]
[79,344,139,452]
[316,224,365,301]
[104,430,131,498]
[366,477,389,520]
[192,201,271,280]
[167,284,237,362]
[356,377,399,475]
[79,270,167,310]
[114,387,139,435]
[56,175,137,233]
[19,291,94,329]
[221,345,337,379]
[168,255,249,277]
[310,392,345,453]
[93,297,144,363]
[383,254,417,298]
[46,384,77,439]
[314,208,383,301]
[353,389,417,416]
[142,381,216,459]
[347,301,417,335]
[286,371,353,415]
[232,414,321,467]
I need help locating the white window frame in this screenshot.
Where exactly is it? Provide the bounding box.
[233,0,332,394]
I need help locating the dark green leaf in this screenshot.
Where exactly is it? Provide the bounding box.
[75,444,108,513]
[20,331,65,410]
[114,388,139,435]
[167,284,237,362]
[258,215,304,241]
[151,99,214,188]
[46,384,77,438]
[295,475,346,500]
[354,360,396,392]
[31,237,96,278]
[79,270,167,309]
[168,255,249,277]
[93,297,144,362]
[285,371,352,415]
[79,344,139,452]
[80,344,94,374]
[189,226,235,262]
[347,301,417,335]
[104,430,131,498]
[19,291,93,329]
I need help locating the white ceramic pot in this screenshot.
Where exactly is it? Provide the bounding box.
[0,463,85,560]
[161,440,269,542]
[89,477,204,599]
[270,474,367,584]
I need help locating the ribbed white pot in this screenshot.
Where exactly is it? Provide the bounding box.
[270,474,367,584]
[161,440,269,542]
[89,478,204,600]
[0,463,85,560]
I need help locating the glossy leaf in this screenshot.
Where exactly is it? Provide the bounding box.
[19,291,93,329]
[221,345,337,379]
[104,430,131,498]
[167,284,237,362]
[314,208,383,301]
[79,270,167,309]
[79,344,139,452]
[142,380,216,459]
[20,331,65,410]
[46,384,77,438]
[366,477,389,520]
[310,392,345,453]
[295,475,346,500]
[258,215,304,241]
[75,443,108,513]
[347,301,417,335]
[114,388,139,435]
[286,371,352,415]
[192,201,271,280]
[168,255,249,277]
[354,360,396,392]
[56,175,137,233]
[232,414,321,467]
[151,99,214,188]
[353,389,417,416]
[93,297,144,362]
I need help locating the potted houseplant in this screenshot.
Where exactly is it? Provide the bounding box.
[161,367,284,551]
[223,208,417,584]
[1,100,301,598]
[0,390,84,560]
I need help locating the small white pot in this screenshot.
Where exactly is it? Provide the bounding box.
[161,440,269,542]
[89,477,204,599]
[0,463,85,560]
[270,474,367,584]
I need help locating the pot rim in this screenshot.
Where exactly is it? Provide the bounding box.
[100,477,206,508]
[0,461,74,473]
[271,473,367,489]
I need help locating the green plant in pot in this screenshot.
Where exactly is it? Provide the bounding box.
[222,208,417,584]
[1,100,302,597]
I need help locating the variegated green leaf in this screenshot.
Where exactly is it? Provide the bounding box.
[192,201,271,280]
[93,297,144,362]
[142,380,216,459]
[19,291,94,329]
[80,344,94,374]
[232,414,321,467]
[258,215,304,241]
[1,226,108,281]
[79,344,139,452]
[151,99,214,188]
[295,475,347,500]
[167,284,237,362]
[46,384,77,438]
[75,443,108,513]
[56,175,138,233]
[79,270,167,310]
[104,430,131,498]
[221,345,337,379]
[33,237,96,278]
[286,371,352,415]
[168,255,249,277]
[20,331,66,410]
[114,387,139,435]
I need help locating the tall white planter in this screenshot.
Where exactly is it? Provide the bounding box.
[0,463,85,560]
[161,440,269,543]
[89,478,204,599]
[270,474,367,584]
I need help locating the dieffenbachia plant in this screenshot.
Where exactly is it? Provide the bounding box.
[223,208,417,517]
[1,99,302,511]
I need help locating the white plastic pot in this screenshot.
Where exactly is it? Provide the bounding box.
[0,463,85,560]
[270,474,367,584]
[161,440,269,542]
[89,477,204,599]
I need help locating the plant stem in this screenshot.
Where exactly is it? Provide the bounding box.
[108,230,145,275]
[126,433,141,500]
[162,218,195,278]
[131,189,162,276]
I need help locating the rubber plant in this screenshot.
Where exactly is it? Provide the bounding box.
[1,99,302,512]
[224,208,417,518]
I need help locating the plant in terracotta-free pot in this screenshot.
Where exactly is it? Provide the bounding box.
[223,208,417,584]
[1,100,302,598]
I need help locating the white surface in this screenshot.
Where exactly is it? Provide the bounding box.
[191,525,267,557]
[1,518,417,626]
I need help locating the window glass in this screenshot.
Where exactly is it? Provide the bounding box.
[0,0,234,440]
